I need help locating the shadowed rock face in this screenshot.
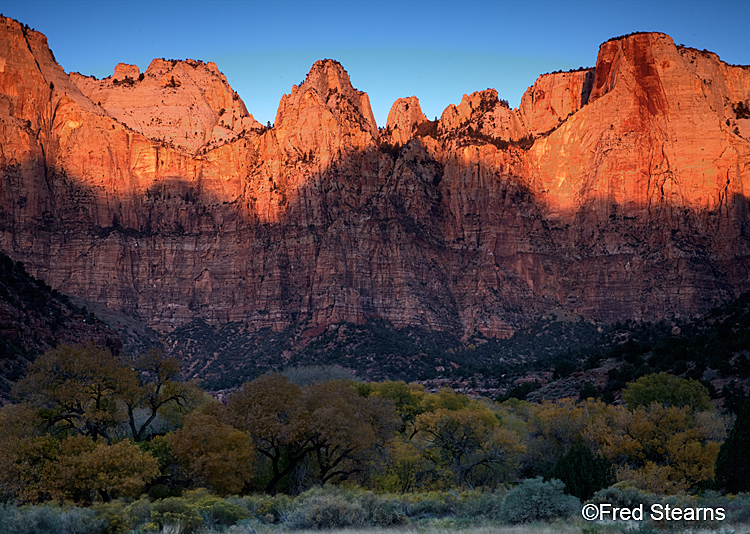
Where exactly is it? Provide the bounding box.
[1,18,749,338]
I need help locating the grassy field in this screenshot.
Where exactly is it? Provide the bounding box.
[231,522,749,534]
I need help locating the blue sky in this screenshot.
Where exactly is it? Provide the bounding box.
[3,0,749,126]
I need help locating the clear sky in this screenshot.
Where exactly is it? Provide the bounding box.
[2,0,749,126]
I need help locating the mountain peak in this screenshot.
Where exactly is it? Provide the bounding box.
[274,59,378,159]
[386,96,428,146]
[1,21,750,339]
[303,59,350,90]
[70,55,261,153]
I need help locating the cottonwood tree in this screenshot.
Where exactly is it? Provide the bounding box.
[13,344,197,443]
[0,432,158,504]
[415,406,524,488]
[583,400,727,494]
[50,436,159,503]
[13,343,139,442]
[226,373,313,493]
[304,380,400,485]
[377,434,443,492]
[168,412,256,495]
[120,348,201,441]
[227,374,400,492]
[523,398,589,477]
[358,380,428,436]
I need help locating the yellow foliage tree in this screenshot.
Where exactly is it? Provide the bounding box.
[511,397,726,494]
[583,401,727,494]
[51,436,160,502]
[523,398,589,475]
[12,343,139,442]
[168,412,256,496]
[376,434,449,492]
[13,344,199,444]
[415,406,524,488]
[0,434,59,503]
[0,432,158,504]
[226,373,311,493]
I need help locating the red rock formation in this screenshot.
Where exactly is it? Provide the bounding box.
[523,33,750,319]
[518,69,593,135]
[439,88,527,141]
[71,59,261,153]
[386,96,428,146]
[1,18,749,338]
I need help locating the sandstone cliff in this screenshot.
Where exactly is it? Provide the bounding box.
[385,96,429,147]
[518,68,594,135]
[70,58,262,153]
[527,33,750,320]
[1,18,749,339]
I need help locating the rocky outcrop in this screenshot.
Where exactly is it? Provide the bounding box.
[439,88,528,141]
[70,58,262,153]
[518,69,593,135]
[273,59,378,168]
[385,96,428,146]
[1,17,749,339]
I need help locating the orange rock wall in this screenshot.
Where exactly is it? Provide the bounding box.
[1,19,750,336]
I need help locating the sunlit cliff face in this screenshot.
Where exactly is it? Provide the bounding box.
[70,58,262,154]
[529,33,750,215]
[1,17,750,336]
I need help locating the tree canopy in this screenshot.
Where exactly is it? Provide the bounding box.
[622,372,711,411]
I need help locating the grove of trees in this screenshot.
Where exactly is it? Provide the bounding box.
[0,343,742,506]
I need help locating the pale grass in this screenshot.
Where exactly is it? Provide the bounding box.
[248,523,750,534]
[276,523,587,534]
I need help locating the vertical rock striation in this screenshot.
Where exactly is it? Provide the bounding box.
[1,18,749,339]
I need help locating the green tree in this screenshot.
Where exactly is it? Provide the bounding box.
[549,440,615,500]
[357,380,427,436]
[623,372,711,411]
[715,396,750,492]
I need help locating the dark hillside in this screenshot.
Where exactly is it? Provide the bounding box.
[0,253,121,400]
